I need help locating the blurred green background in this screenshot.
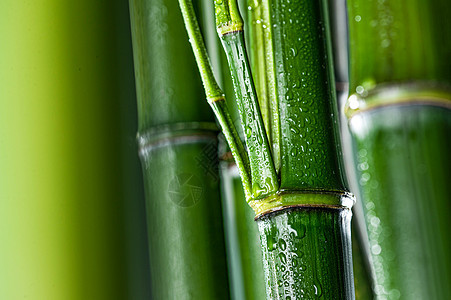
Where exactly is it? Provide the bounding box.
[0,1,151,299]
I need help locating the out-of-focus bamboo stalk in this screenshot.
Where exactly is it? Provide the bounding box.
[0,1,138,299]
[327,0,375,298]
[129,0,230,298]
[346,0,451,298]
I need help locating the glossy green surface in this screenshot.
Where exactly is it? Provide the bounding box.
[241,0,355,298]
[270,0,347,191]
[246,0,281,172]
[139,137,229,299]
[257,208,354,299]
[129,0,214,130]
[347,0,451,94]
[221,164,266,300]
[221,32,279,199]
[130,0,230,298]
[346,1,451,299]
[349,106,451,299]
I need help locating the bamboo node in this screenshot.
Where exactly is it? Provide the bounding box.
[250,190,355,219]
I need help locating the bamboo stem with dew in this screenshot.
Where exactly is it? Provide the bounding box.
[179,0,356,298]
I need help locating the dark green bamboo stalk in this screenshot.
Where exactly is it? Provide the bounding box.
[129,0,230,298]
[179,0,356,298]
[181,0,354,298]
[346,0,451,299]
[224,0,355,298]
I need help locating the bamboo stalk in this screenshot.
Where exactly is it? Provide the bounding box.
[228,0,356,297]
[179,0,356,298]
[345,0,451,298]
[220,161,267,300]
[129,0,230,298]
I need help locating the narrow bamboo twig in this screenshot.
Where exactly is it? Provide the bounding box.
[246,0,281,172]
[215,2,279,200]
[179,0,278,200]
[202,3,267,298]
[178,0,252,198]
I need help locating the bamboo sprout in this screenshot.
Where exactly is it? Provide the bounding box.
[345,0,451,298]
[129,0,230,298]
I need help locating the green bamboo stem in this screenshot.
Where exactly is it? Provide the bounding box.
[220,162,266,300]
[346,0,451,298]
[258,208,354,299]
[129,0,230,298]
[178,0,253,198]
[205,3,267,296]
[215,0,279,200]
[219,31,279,199]
[180,0,355,298]
[246,0,281,172]
[269,0,347,192]
[247,0,355,298]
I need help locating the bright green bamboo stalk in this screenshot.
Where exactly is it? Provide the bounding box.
[246,0,281,172]
[179,0,355,298]
[129,0,230,298]
[220,0,355,298]
[215,1,279,200]
[346,0,451,299]
[202,2,267,298]
[178,0,254,199]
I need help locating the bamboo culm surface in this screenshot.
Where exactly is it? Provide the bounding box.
[346,0,451,299]
[178,0,356,298]
[129,0,230,298]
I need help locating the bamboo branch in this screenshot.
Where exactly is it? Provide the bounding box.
[177,0,252,199]
[215,0,279,200]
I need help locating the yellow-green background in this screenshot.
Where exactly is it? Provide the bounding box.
[0,1,150,299]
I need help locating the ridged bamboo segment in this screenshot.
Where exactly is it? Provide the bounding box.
[346,0,451,298]
[349,107,451,299]
[129,0,230,298]
[258,208,353,299]
[237,0,355,298]
[0,1,133,299]
[179,0,356,297]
